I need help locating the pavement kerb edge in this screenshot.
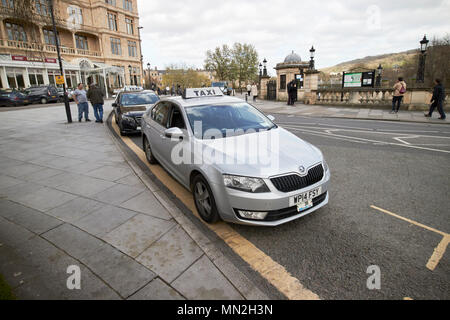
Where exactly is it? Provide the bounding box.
[103,114,271,300]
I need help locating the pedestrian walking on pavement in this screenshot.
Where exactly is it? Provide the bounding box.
[391,77,407,114]
[87,84,105,123]
[247,84,252,97]
[425,79,446,120]
[251,83,258,102]
[73,83,90,122]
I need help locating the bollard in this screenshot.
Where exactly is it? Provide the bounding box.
[245,94,248,102]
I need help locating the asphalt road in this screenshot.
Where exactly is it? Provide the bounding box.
[129,115,450,300]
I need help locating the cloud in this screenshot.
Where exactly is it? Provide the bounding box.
[137,0,450,76]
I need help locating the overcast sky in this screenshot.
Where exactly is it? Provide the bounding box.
[137,0,450,76]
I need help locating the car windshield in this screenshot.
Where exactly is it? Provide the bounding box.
[185,103,276,139]
[120,93,159,106]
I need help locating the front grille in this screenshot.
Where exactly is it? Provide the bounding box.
[271,164,324,193]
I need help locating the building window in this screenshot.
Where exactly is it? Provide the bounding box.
[75,34,89,50]
[35,0,49,16]
[105,0,116,5]
[280,75,286,90]
[65,71,78,89]
[5,22,27,42]
[110,37,121,55]
[6,68,25,89]
[43,29,59,46]
[28,69,45,86]
[123,0,132,11]
[107,12,117,31]
[67,6,83,25]
[128,41,137,57]
[125,18,134,35]
[2,0,14,9]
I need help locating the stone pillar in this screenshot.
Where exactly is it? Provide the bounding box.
[23,67,30,88]
[259,75,270,100]
[303,70,320,104]
[1,66,9,89]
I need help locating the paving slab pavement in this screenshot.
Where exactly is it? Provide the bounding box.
[0,103,266,300]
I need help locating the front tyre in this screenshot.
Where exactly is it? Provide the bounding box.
[193,175,220,224]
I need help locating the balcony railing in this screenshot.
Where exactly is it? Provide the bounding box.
[1,39,102,57]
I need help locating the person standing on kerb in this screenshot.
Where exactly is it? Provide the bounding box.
[87,84,105,123]
[425,79,446,120]
[73,83,90,123]
[391,77,407,114]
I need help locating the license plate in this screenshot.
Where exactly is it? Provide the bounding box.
[24,100,29,103]
[52,96,56,98]
[289,187,322,208]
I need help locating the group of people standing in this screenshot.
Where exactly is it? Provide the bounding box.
[287,80,298,106]
[72,83,105,123]
[391,77,446,120]
[246,83,259,102]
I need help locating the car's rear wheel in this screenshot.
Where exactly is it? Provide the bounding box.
[40,98,47,104]
[193,175,220,224]
[143,136,158,164]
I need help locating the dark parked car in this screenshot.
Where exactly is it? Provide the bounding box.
[0,90,30,107]
[113,90,160,136]
[23,85,59,104]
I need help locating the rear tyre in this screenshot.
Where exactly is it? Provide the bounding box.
[40,98,47,104]
[193,175,220,224]
[143,136,158,164]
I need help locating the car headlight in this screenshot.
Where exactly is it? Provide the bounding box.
[223,175,270,193]
[323,159,329,172]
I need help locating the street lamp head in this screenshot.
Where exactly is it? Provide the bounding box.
[377,64,383,75]
[147,63,150,68]
[263,58,267,67]
[310,46,315,59]
[420,35,429,53]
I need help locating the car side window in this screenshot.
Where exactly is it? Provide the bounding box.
[168,105,186,129]
[152,102,171,128]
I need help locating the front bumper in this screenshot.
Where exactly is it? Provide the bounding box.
[212,169,330,226]
[121,117,142,133]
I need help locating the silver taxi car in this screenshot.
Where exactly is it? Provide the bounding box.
[141,88,330,226]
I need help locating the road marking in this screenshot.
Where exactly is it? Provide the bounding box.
[282,126,450,154]
[370,205,449,271]
[111,117,320,300]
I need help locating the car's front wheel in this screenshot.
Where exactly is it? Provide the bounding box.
[40,98,47,104]
[143,136,158,164]
[193,175,220,224]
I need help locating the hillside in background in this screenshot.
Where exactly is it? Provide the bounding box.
[321,50,419,74]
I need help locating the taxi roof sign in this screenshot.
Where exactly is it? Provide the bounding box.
[183,87,223,99]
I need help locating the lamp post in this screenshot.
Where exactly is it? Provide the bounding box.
[259,63,262,77]
[263,58,267,76]
[376,64,383,87]
[48,0,72,123]
[137,26,144,87]
[309,46,316,71]
[128,65,133,85]
[147,62,151,89]
[416,35,429,83]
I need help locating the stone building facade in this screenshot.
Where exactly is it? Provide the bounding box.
[0,0,143,96]
[275,51,310,102]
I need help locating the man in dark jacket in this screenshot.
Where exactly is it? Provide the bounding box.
[87,84,105,123]
[425,79,446,120]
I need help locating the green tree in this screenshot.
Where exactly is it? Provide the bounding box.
[204,43,259,88]
[231,43,259,88]
[204,45,233,81]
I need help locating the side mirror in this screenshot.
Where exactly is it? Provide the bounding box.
[267,115,275,121]
[164,127,184,140]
